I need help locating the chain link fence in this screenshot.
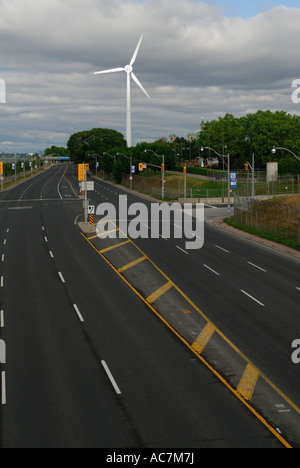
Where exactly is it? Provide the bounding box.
[234,195,300,244]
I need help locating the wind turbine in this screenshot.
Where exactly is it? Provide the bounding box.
[94,35,150,148]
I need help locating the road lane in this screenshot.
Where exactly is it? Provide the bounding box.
[86,172,300,422]
[0,164,291,447]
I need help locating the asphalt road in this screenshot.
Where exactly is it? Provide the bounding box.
[0,164,297,448]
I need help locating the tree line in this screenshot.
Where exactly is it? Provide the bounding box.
[197,111,300,174]
[45,110,300,177]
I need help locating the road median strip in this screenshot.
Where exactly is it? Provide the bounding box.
[78,222,298,448]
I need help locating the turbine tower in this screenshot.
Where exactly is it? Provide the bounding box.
[94,35,150,148]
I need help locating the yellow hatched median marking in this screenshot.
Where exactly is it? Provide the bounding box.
[100,240,130,254]
[118,256,147,273]
[81,232,293,448]
[237,364,260,401]
[192,322,216,355]
[88,229,118,240]
[147,282,173,305]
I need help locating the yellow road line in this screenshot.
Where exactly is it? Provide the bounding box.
[123,234,300,420]
[103,222,300,418]
[237,364,260,401]
[63,167,80,199]
[80,232,292,448]
[146,281,173,305]
[192,322,216,355]
[88,229,118,240]
[118,256,147,273]
[100,240,130,254]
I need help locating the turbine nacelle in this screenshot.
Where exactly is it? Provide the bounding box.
[125,65,133,74]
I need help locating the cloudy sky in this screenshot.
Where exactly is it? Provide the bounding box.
[0,0,300,153]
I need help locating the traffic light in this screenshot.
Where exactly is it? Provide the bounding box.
[244,163,249,172]
[139,163,144,172]
[183,166,187,175]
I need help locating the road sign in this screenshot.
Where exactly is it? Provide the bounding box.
[88,206,95,215]
[0,162,3,175]
[79,181,94,192]
[230,172,237,189]
[131,165,136,175]
[78,164,85,181]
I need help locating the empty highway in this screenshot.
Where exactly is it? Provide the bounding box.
[0,164,299,448]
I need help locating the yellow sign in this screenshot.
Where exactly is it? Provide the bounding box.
[161,164,165,173]
[78,164,85,181]
[0,162,3,175]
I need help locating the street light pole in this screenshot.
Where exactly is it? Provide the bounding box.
[201,146,231,210]
[227,153,231,213]
[145,149,165,200]
[272,146,300,162]
[117,153,132,190]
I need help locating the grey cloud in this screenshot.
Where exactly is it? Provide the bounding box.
[0,0,299,151]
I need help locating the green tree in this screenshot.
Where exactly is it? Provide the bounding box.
[44,146,69,157]
[67,128,126,164]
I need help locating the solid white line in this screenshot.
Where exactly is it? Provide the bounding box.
[247,262,267,273]
[1,371,6,405]
[73,304,84,323]
[215,245,230,253]
[58,272,65,284]
[57,177,63,200]
[0,310,4,328]
[241,290,265,307]
[203,264,220,276]
[101,360,122,395]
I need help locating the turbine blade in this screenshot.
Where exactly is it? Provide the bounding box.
[131,72,151,99]
[94,68,125,75]
[130,34,143,66]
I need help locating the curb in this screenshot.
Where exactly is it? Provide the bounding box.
[213,217,300,261]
